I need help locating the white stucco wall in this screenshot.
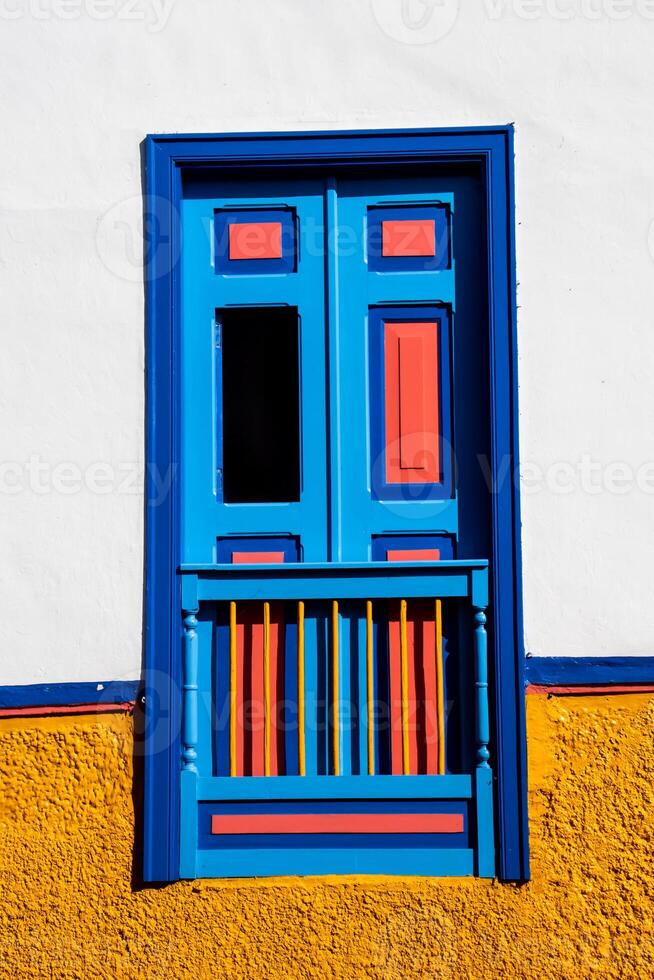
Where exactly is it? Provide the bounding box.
[2,0,654,684]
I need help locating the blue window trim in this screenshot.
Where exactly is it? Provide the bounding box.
[525,657,654,687]
[144,125,528,883]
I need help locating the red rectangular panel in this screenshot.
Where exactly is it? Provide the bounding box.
[211,813,463,835]
[386,549,440,562]
[231,552,285,564]
[228,221,283,260]
[381,219,436,257]
[384,322,440,485]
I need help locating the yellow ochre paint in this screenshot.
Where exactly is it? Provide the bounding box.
[1,694,653,978]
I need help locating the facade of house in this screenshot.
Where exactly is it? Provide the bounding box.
[1,3,654,977]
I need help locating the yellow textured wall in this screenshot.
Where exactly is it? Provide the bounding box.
[1,693,653,979]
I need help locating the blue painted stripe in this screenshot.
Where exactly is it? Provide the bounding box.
[526,657,654,687]
[193,847,474,878]
[0,680,140,709]
[196,773,472,800]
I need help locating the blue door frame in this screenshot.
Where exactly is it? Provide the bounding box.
[144,126,528,883]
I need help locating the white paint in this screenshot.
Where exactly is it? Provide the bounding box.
[2,1,654,684]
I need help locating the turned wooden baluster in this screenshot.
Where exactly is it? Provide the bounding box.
[182,607,199,774]
[473,606,490,769]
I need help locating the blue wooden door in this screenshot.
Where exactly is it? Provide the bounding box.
[179,171,494,878]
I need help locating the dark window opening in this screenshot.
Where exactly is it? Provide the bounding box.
[220,307,300,503]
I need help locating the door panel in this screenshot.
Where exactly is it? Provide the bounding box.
[181,180,329,563]
[335,178,458,560]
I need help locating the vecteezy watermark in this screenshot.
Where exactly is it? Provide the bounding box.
[483,0,654,20]
[370,0,460,44]
[96,193,180,283]
[478,452,654,496]
[0,456,176,505]
[4,452,654,500]
[0,0,176,32]
[370,0,654,45]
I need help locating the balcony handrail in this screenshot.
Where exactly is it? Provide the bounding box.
[180,558,488,607]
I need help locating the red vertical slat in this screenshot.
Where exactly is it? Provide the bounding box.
[269,604,285,776]
[388,608,404,775]
[235,613,246,776]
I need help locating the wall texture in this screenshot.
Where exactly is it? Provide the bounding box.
[1,691,652,978]
[2,3,654,684]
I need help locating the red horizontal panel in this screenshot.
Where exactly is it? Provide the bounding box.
[211,813,464,835]
[228,221,282,260]
[527,684,654,695]
[381,219,436,257]
[384,322,440,485]
[386,549,441,562]
[231,552,285,564]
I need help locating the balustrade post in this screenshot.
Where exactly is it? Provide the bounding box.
[182,606,199,773]
[473,606,490,769]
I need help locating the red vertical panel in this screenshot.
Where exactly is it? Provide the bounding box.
[406,615,418,775]
[422,614,439,775]
[388,608,403,776]
[235,613,246,777]
[249,616,265,777]
[384,322,440,485]
[414,604,439,776]
[269,604,285,776]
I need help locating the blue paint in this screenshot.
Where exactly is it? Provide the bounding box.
[368,305,454,502]
[367,203,451,272]
[194,847,474,879]
[196,773,472,799]
[145,126,526,883]
[184,560,487,602]
[526,656,654,686]
[0,680,139,709]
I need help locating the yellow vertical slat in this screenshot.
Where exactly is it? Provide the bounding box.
[297,600,306,777]
[435,598,445,776]
[229,601,237,778]
[366,600,374,776]
[400,598,410,776]
[332,600,340,776]
[263,600,271,777]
